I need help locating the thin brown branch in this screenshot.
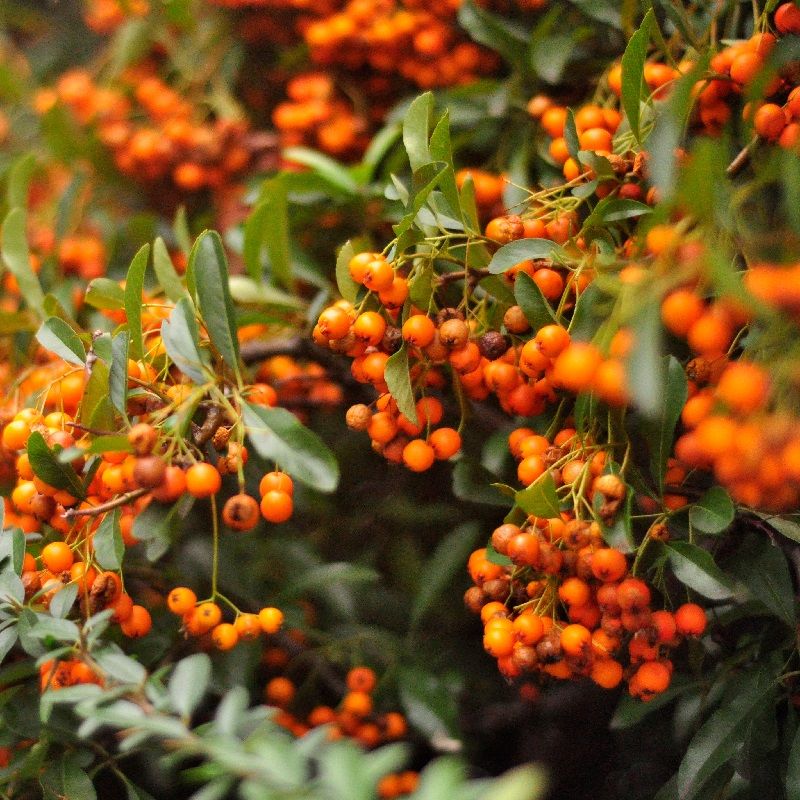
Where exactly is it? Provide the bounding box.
[726,135,759,178]
[64,488,148,519]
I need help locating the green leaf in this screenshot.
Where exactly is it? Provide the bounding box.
[174,206,192,257]
[0,309,37,334]
[0,526,25,575]
[690,487,735,535]
[94,509,124,571]
[0,628,17,666]
[242,402,339,492]
[727,533,796,627]
[384,346,417,425]
[35,317,86,365]
[84,278,125,311]
[403,92,433,172]
[515,472,561,518]
[611,677,703,730]
[410,523,481,629]
[398,665,461,747]
[335,241,361,304]
[0,572,24,605]
[563,108,580,162]
[282,563,379,599]
[786,723,800,800]
[7,154,37,208]
[487,239,561,275]
[393,162,448,238]
[481,764,547,800]
[513,271,558,329]
[452,459,511,507]
[110,331,130,418]
[94,650,147,684]
[81,360,115,432]
[49,583,78,619]
[161,297,209,384]
[281,147,358,195]
[246,178,293,289]
[458,0,528,71]
[665,541,734,600]
[677,667,776,800]
[1,209,45,318]
[582,197,652,230]
[621,9,654,144]
[188,231,242,385]
[124,244,151,362]
[153,237,187,303]
[26,431,86,499]
[169,653,211,719]
[640,355,687,485]
[625,302,664,418]
[132,494,194,562]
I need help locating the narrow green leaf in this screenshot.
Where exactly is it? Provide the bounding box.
[7,154,36,208]
[621,9,654,144]
[482,764,547,800]
[690,487,735,535]
[245,179,292,289]
[189,231,242,385]
[2,208,45,317]
[403,92,433,172]
[35,317,86,365]
[666,541,734,600]
[452,459,510,507]
[49,583,78,619]
[677,667,776,800]
[563,108,580,162]
[124,244,151,361]
[410,523,481,629]
[514,271,558,329]
[94,509,124,571]
[81,360,115,432]
[161,298,209,384]
[153,237,187,303]
[282,563,379,598]
[458,0,528,70]
[398,665,461,745]
[281,147,358,195]
[242,402,339,492]
[626,303,666,418]
[169,653,211,719]
[27,431,86,499]
[174,206,192,257]
[640,355,687,484]
[487,239,560,274]
[384,346,417,425]
[110,331,130,418]
[84,278,126,311]
[515,472,561,518]
[335,240,360,304]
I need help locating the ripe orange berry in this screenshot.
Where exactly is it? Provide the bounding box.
[318,306,352,340]
[560,623,591,656]
[513,613,545,646]
[151,465,186,502]
[3,420,30,451]
[715,362,769,415]
[551,343,602,392]
[590,548,628,582]
[661,289,705,337]
[342,690,373,717]
[630,661,671,700]
[558,576,591,607]
[41,541,74,574]
[674,602,707,636]
[258,606,284,634]
[483,617,515,658]
[212,623,239,651]
[616,578,651,611]
[120,605,152,638]
[185,463,222,498]
[265,676,295,707]
[260,490,293,523]
[259,471,294,497]
[167,586,197,615]
[402,315,436,347]
[352,312,387,346]
[347,666,377,693]
[753,103,787,141]
[222,493,261,531]
[534,324,570,358]
[362,259,395,292]
[234,613,262,641]
[429,427,461,460]
[590,658,623,689]
[402,439,435,472]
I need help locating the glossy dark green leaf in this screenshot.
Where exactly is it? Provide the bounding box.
[282,147,358,195]
[393,162,448,238]
[153,236,187,303]
[582,198,652,229]
[6,153,36,208]
[132,494,194,563]
[2,208,45,317]
[124,244,150,362]
[27,431,86,499]
[161,297,209,384]
[189,231,242,385]
[621,9,654,144]
[93,509,124,571]
[81,360,115,432]
[458,0,528,71]
[487,239,560,274]
[410,523,481,629]
[384,345,417,425]
[666,541,734,600]
[690,487,735,535]
[453,459,511,507]
[242,402,339,492]
[35,317,86,365]
[515,472,561,518]
[564,108,580,162]
[514,271,558,329]
[245,177,292,289]
[677,667,776,800]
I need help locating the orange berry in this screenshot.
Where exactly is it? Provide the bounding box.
[120,605,152,638]
[185,463,222,498]
[560,623,591,656]
[402,439,435,472]
[675,602,707,636]
[429,427,461,460]
[347,666,377,693]
[41,541,74,574]
[715,362,769,415]
[167,586,197,615]
[212,623,239,651]
[258,606,284,634]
